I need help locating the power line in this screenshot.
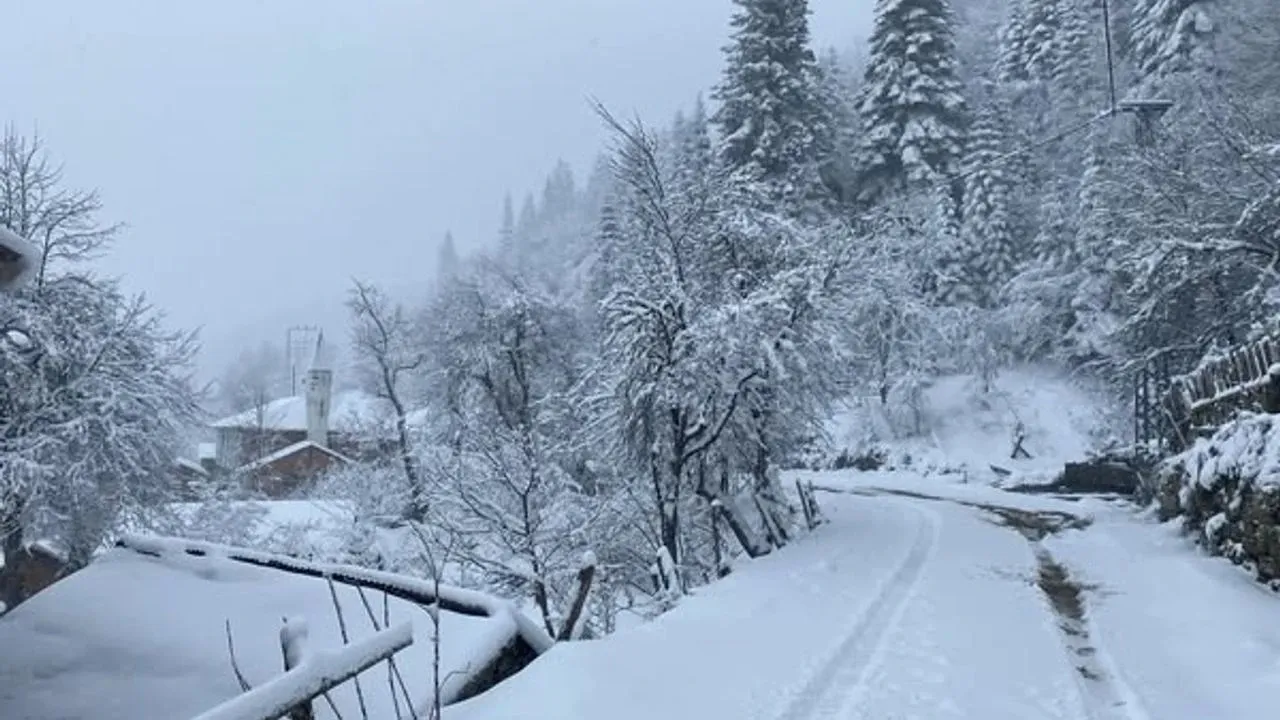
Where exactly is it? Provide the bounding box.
[948,0,1132,185]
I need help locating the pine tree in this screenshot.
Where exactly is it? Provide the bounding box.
[674,96,715,192]
[857,0,968,206]
[499,193,516,255]
[960,99,1017,306]
[929,189,972,306]
[817,49,861,204]
[712,0,832,210]
[998,0,1033,85]
[438,231,459,284]
[1130,0,1217,84]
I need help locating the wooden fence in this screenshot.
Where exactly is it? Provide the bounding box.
[194,623,415,720]
[1139,335,1280,452]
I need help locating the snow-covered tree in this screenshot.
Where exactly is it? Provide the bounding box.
[437,231,459,285]
[1130,0,1218,84]
[2,277,201,603]
[712,0,833,212]
[817,48,862,204]
[0,131,200,610]
[416,249,612,636]
[959,96,1018,306]
[0,130,121,289]
[856,0,968,206]
[347,281,427,519]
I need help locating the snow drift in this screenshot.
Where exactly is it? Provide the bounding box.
[0,535,550,719]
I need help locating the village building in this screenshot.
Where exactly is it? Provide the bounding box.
[196,333,402,498]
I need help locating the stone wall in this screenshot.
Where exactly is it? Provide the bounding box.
[1153,414,1280,591]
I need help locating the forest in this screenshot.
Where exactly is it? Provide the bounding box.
[2,0,1279,637]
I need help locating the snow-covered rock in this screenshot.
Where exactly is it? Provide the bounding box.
[1154,414,1280,588]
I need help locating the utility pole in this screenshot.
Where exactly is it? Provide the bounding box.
[285,325,322,396]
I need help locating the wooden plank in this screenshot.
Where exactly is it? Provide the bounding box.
[193,623,414,720]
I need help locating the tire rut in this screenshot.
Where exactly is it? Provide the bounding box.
[774,504,938,720]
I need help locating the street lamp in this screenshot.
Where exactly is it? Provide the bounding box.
[0,226,41,293]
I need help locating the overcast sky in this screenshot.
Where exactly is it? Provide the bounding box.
[1,0,872,380]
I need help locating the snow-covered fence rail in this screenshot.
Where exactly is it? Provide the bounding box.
[193,622,413,720]
[1161,336,1280,450]
[116,534,552,648]
[116,534,553,706]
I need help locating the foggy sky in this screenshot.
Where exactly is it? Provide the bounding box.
[1,1,873,381]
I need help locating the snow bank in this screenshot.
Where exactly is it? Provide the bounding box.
[0,540,535,720]
[1152,413,1280,588]
[1045,501,1280,718]
[821,367,1115,484]
[1168,413,1280,493]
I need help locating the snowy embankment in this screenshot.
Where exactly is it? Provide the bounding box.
[0,536,544,720]
[821,367,1115,485]
[1046,498,1280,720]
[1151,414,1280,587]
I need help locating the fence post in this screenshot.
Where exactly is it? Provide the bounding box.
[280,617,315,720]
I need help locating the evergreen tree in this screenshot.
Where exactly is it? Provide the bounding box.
[817,49,861,205]
[960,98,1017,306]
[499,193,516,255]
[438,231,459,284]
[998,0,1033,85]
[712,0,832,210]
[857,0,968,206]
[1130,0,1218,84]
[674,96,715,192]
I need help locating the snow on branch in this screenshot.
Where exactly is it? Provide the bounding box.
[193,622,413,720]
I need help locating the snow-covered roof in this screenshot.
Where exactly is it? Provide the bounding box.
[211,390,390,432]
[197,442,216,460]
[238,440,354,472]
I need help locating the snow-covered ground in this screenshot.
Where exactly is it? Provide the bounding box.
[1046,499,1280,720]
[824,368,1117,484]
[0,544,520,719]
[446,471,1280,720]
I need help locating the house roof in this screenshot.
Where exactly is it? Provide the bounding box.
[196,442,216,460]
[210,390,390,432]
[237,440,354,473]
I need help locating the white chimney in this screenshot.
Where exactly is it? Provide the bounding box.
[303,331,333,447]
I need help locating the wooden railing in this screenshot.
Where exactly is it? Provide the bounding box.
[194,623,414,720]
[1161,335,1280,450]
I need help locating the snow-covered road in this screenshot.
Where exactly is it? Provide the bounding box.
[447,474,1280,720]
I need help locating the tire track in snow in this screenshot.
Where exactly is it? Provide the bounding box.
[773,502,938,720]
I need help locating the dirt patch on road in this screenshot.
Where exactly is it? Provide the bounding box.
[834,485,1093,541]
[980,505,1092,542]
[1036,551,1091,624]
